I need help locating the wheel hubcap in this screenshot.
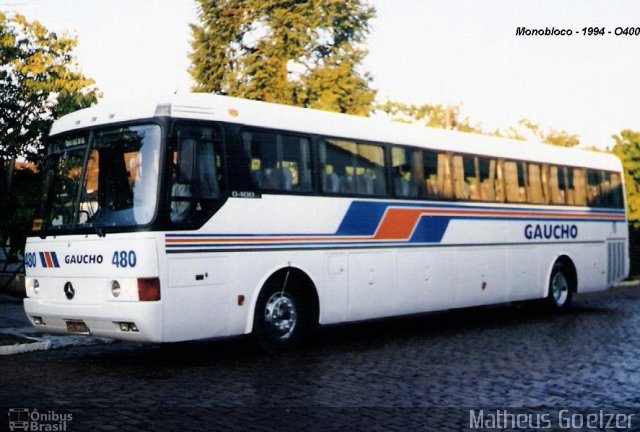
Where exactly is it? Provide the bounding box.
[264,292,297,340]
[551,272,569,306]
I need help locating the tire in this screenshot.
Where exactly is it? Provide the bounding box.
[546,262,573,310]
[253,275,314,354]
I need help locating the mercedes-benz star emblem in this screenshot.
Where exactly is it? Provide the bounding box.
[63,282,75,300]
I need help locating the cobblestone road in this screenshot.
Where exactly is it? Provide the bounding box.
[1,285,639,431]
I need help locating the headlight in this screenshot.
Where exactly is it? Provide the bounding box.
[111,280,121,298]
[25,278,39,297]
[108,279,139,301]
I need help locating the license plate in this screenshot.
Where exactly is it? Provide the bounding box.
[66,320,90,334]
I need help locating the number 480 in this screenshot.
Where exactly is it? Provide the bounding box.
[112,250,137,268]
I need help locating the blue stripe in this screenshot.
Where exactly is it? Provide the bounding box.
[39,252,47,268]
[165,200,625,252]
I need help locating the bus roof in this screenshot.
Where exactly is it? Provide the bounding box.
[49,93,622,172]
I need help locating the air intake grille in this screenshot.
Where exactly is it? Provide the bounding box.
[607,241,626,284]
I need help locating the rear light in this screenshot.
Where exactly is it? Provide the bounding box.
[137,277,161,301]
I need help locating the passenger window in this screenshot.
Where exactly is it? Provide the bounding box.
[478,157,496,202]
[593,171,617,208]
[587,169,603,206]
[609,172,624,208]
[423,150,438,198]
[452,154,467,200]
[495,159,506,203]
[504,161,525,203]
[460,156,496,202]
[527,163,544,204]
[321,139,386,196]
[242,130,311,193]
[551,165,566,204]
[572,168,587,206]
[462,156,478,200]
[565,167,575,205]
[391,146,421,198]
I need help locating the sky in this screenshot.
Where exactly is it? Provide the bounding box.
[2,0,639,149]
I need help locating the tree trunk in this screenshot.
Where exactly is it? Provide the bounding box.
[5,157,15,194]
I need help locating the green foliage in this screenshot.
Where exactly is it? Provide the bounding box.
[190,0,376,115]
[0,12,100,164]
[612,130,640,229]
[0,13,100,255]
[374,100,481,133]
[494,119,580,147]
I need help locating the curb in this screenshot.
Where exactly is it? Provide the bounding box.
[0,339,51,355]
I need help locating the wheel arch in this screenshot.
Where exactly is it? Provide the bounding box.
[546,254,578,296]
[245,265,320,334]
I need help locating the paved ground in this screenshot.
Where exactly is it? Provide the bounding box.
[0,285,639,431]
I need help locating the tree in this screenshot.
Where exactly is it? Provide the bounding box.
[0,12,99,165]
[495,119,579,147]
[374,100,481,132]
[0,12,99,257]
[190,0,376,115]
[612,130,640,228]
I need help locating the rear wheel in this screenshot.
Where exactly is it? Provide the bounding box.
[253,276,314,354]
[546,262,573,310]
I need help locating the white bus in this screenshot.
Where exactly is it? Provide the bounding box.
[24,94,628,352]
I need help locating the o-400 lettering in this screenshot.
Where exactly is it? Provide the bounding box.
[112,250,137,268]
[524,223,578,240]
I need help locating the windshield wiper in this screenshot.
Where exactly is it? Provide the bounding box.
[91,214,105,238]
[79,191,105,237]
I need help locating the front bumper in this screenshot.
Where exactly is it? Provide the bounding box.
[23,298,164,342]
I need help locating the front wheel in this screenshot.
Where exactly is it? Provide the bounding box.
[253,280,313,354]
[546,263,573,310]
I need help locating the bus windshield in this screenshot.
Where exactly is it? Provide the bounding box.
[42,124,161,233]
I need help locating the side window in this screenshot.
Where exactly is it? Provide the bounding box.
[504,161,524,203]
[587,169,603,206]
[572,168,587,206]
[391,146,421,198]
[564,167,575,205]
[495,159,506,203]
[459,155,497,202]
[527,162,544,204]
[609,172,624,208]
[424,151,454,199]
[478,157,497,202]
[452,154,466,200]
[548,165,563,204]
[321,139,386,196]
[242,130,311,193]
[540,164,551,204]
[170,125,221,225]
[462,155,477,200]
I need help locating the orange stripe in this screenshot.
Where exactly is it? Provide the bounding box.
[166,236,367,244]
[374,208,424,240]
[166,208,624,245]
[44,252,54,268]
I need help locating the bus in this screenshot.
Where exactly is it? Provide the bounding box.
[23,94,629,352]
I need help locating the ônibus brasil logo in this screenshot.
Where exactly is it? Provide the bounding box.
[8,408,72,431]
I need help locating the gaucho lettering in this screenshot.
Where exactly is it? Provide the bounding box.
[524,224,578,240]
[64,254,104,264]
